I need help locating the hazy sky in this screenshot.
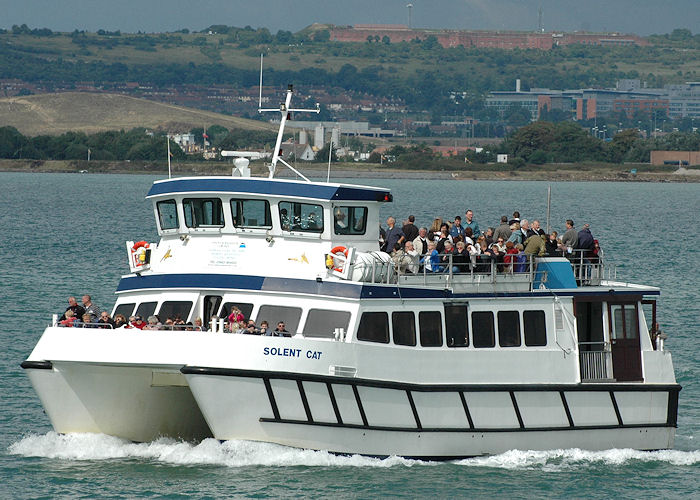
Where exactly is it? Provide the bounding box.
[1,0,697,36]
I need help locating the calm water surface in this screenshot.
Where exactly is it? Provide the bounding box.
[1,172,698,498]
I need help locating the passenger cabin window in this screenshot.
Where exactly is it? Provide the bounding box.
[135,301,157,320]
[419,311,443,347]
[183,198,224,228]
[498,311,521,347]
[392,311,416,346]
[472,311,495,348]
[113,303,135,319]
[157,200,179,230]
[445,304,469,347]
[278,201,324,233]
[158,301,193,322]
[231,199,272,228]
[523,310,547,346]
[219,302,254,321]
[357,312,389,343]
[303,309,351,338]
[333,206,367,235]
[256,305,302,334]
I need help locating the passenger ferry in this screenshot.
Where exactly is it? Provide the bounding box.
[21,87,680,458]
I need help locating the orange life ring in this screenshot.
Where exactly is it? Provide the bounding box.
[329,246,348,272]
[330,246,347,256]
[132,240,149,251]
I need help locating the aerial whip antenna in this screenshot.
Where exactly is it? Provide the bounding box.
[258,54,320,180]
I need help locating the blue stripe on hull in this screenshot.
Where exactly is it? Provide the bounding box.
[116,273,657,299]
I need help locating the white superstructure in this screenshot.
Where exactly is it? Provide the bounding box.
[22,87,680,457]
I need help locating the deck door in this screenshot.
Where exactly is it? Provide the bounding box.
[608,303,643,381]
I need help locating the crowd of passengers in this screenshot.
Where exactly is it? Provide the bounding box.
[377,210,601,274]
[57,295,292,336]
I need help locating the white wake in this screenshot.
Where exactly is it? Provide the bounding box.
[8,432,700,469]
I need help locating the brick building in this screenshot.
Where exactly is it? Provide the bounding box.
[329,25,647,50]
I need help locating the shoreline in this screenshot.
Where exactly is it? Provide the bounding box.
[1,159,699,183]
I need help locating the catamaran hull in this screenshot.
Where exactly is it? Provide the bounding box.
[183,368,679,458]
[22,361,211,442]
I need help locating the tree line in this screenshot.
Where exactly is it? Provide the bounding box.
[0,126,281,162]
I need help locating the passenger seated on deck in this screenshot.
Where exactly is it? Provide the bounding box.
[143,315,160,330]
[391,242,418,274]
[113,314,128,329]
[271,321,291,337]
[60,296,85,322]
[440,240,456,272]
[60,309,77,327]
[420,241,442,273]
[228,306,244,325]
[97,311,115,329]
[545,231,560,256]
[503,241,518,272]
[129,315,146,329]
[244,320,259,335]
[514,244,527,273]
[81,295,102,323]
[259,320,270,335]
[80,313,98,328]
[452,241,470,273]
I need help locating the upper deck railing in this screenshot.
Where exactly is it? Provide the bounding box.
[332,248,615,292]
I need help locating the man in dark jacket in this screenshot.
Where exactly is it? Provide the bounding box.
[402,215,419,243]
[577,224,595,252]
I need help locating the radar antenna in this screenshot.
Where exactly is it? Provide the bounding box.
[258,54,320,180]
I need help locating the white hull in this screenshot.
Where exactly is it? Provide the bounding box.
[184,369,677,458]
[24,362,211,442]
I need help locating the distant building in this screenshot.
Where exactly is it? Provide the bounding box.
[329,25,648,50]
[650,151,700,166]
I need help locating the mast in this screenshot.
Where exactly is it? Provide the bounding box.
[257,54,320,180]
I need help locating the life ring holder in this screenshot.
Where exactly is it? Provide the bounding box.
[131,241,150,267]
[329,246,348,273]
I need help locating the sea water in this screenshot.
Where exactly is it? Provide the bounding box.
[1,172,698,498]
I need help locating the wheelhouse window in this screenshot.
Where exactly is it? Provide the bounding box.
[419,311,443,347]
[392,311,416,346]
[231,199,272,228]
[278,201,324,233]
[135,301,158,320]
[523,310,547,346]
[256,305,302,334]
[445,304,469,347]
[498,311,521,347]
[303,309,351,338]
[472,311,495,348]
[333,206,367,235]
[157,200,179,230]
[158,301,193,322]
[357,312,389,343]
[183,198,224,228]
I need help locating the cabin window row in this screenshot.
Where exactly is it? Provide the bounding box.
[357,307,547,348]
[114,299,350,337]
[157,198,367,235]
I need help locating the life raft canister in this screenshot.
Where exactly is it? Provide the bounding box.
[329,246,348,272]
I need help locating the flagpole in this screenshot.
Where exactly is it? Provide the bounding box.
[167,136,172,179]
